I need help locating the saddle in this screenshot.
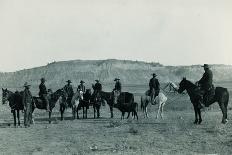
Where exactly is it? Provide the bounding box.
[198,85,215,107]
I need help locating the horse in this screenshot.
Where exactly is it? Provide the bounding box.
[141,90,167,119]
[2,88,24,127]
[71,90,83,119]
[178,78,229,124]
[98,91,114,118]
[141,90,151,118]
[91,92,105,118]
[56,91,68,121]
[72,89,92,119]
[32,89,64,123]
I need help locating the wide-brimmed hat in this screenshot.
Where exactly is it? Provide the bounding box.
[152,73,157,77]
[23,82,30,87]
[40,78,46,82]
[80,80,85,83]
[201,64,210,68]
[95,80,99,82]
[66,80,72,83]
[114,78,120,81]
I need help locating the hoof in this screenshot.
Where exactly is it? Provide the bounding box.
[222,119,228,124]
[194,120,198,124]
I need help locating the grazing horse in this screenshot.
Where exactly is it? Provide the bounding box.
[141,90,167,119]
[32,89,64,123]
[113,91,138,120]
[2,89,24,127]
[178,78,229,124]
[71,90,83,119]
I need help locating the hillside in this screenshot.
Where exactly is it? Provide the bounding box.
[0,59,232,91]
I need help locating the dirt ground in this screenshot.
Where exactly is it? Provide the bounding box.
[0,93,232,155]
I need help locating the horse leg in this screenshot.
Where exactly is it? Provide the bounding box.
[134,111,138,120]
[193,105,198,124]
[197,108,202,124]
[160,104,164,119]
[17,110,20,126]
[219,102,227,124]
[83,107,85,119]
[13,110,16,127]
[127,112,130,119]
[49,111,52,124]
[86,107,87,119]
[110,106,113,118]
[94,106,96,119]
[77,109,79,119]
[72,107,75,119]
[145,106,149,118]
[97,106,100,118]
[60,106,64,121]
[156,103,161,119]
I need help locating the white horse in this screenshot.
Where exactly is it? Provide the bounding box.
[141,90,167,119]
[71,90,83,119]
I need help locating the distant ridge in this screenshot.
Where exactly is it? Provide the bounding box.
[0,59,232,89]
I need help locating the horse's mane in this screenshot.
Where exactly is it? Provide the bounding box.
[185,79,198,89]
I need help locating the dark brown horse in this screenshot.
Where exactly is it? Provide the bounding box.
[2,89,24,127]
[178,78,229,124]
[32,89,65,123]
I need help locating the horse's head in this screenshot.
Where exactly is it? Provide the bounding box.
[78,90,84,100]
[178,77,188,93]
[2,88,10,104]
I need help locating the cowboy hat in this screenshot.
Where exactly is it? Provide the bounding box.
[201,64,210,68]
[23,82,30,87]
[80,80,85,83]
[95,80,99,82]
[66,80,72,83]
[152,73,157,77]
[114,78,120,81]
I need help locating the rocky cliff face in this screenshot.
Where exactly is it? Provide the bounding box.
[0,59,231,90]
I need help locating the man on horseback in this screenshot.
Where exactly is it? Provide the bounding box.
[149,73,160,104]
[197,64,214,108]
[78,80,86,93]
[113,78,121,98]
[63,80,74,107]
[39,78,50,112]
[93,80,102,94]
[22,82,33,127]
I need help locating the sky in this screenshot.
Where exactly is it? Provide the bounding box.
[0,0,231,72]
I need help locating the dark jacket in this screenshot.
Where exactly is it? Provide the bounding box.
[22,89,33,107]
[198,68,213,90]
[114,81,121,91]
[64,84,74,97]
[39,83,47,96]
[149,77,160,91]
[94,83,102,92]
[78,84,86,92]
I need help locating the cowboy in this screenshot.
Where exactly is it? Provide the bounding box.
[39,78,50,112]
[22,82,33,127]
[149,73,160,103]
[93,80,102,93]
[198,64,213,107]
[113,78,121,102]
[113,78,121,92]
[63,80,74,106]
[78,80,86,93]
